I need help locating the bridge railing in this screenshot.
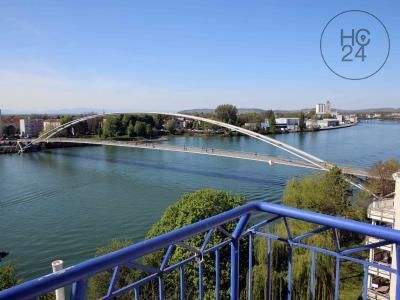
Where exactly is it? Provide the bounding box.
[1,201,400,300]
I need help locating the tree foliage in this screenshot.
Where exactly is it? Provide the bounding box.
[248,168,366,300]
[299,112,306,132]
[89,189,246,299]
[102,117,120,138]
[144,189,246,299]
[2,125,17,137]
[134,121,146,137]
[215,104,238,125]
[165,119,176,134]
[267,110,276,133]
[367,159,400,197]
[0,264,18,291]
[88,240,141,299]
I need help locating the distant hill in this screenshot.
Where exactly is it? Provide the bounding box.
[179,107,400,115]
[337,108,400,113]
[179,108,215,114]
[179,108,268,115]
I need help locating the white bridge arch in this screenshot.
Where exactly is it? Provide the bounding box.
[20,112,371,194]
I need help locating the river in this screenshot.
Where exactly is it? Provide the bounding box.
[1,120,399,279]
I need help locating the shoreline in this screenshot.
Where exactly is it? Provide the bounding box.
[0,122,358,155]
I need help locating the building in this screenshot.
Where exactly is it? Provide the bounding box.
[316,101,332,116]
[261,119,270,129]
[333,111,344,123]
[244,122,260,130]
[367,172,400,299]
[275,118,300,130]
[43,119,61,131]
[306,119,318,129]
[0,109,2,136]
[317,119,339,128]
[20,118,44,138]
[344,114,358,123]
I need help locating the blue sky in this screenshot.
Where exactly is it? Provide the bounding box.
[0,1,399,113]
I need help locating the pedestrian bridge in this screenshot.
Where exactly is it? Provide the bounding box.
[17,111,379,193]
[43,137,372,178]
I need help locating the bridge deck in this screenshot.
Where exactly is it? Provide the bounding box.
[41,138,371,178]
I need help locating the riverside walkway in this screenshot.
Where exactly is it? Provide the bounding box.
[43,137,371,177]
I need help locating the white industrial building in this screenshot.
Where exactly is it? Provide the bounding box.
[316,101,332,115]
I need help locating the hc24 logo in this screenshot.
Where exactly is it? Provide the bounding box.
[341,28,370,62]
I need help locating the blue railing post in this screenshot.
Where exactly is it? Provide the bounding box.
[180,266,185,300]
[230,238,240,299]
[266,238,271,300]
[310,250,315,300]
[215,249,220,300]
[158,276,164,299]
[71,279,87,300]
[230,214,251,299]
[287,244,292,300]
[334,258,340,300]
[199,257,204,300]
[248,233,253,300]
[362,265,368,300]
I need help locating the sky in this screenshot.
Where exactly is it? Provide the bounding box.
[0,1,399,113]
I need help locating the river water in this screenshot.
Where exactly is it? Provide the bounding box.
[1,120,399,279]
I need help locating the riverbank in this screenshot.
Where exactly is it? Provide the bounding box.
[318,122,358,131]
[1,120,399,279]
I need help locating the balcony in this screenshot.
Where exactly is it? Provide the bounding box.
[368,199,395,223]
[367,236,393,252]
[1,201,400,300]
[367,288,390,300]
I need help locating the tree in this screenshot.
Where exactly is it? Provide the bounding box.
[153,115,163,130]
[165,119,176,134]
[367,159,400,197]
[122,114,136,133]
[144,189,246,299]
[2,125,16,137]
[0,264,18,291]
[299,112,306,132]
[127,121,135,137]
[215,104,238,125]
[88,189,246,299]
[145,124,153,138]
[60,115,74,137]
[267,110,276,133]
[102,117,119,138]
[134,121,146,137]
[248,168,366,300]
[89,240,141,299]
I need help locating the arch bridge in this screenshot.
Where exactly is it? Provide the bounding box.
[18,112,375,194]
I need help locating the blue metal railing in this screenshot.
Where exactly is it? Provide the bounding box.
[1,201,400,299]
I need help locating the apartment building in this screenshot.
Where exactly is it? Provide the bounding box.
[367,172,400,299]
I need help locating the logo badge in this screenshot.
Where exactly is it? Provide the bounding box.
[320,10,390,80]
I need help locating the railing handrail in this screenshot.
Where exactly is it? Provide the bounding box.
[2,201,400,299]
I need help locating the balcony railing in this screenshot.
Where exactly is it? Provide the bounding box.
[1,201,400,300]
[368,236,393,252]
[367,288,390,300]
[368,199,395,223]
